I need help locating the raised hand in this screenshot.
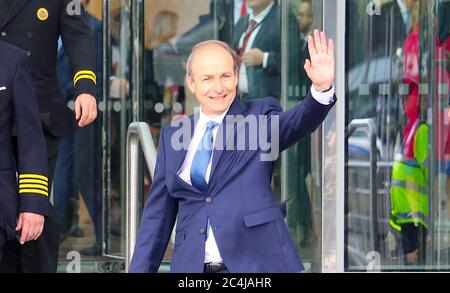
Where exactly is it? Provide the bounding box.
[304,29,335,92]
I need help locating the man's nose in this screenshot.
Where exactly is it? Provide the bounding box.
[212,79,225,93]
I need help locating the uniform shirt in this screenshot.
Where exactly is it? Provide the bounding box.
[177,85,335,264]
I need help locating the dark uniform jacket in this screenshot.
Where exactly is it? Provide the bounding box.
[0,40,49,241]
[0,0,96,136]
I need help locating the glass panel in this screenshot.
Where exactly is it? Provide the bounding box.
[283,0,323,272]
[345,0,450,271]
[53,0,129,272]
[54,0,103,271]
[142,0,234,269]
[141,0,289,271]
[105,0,132,261]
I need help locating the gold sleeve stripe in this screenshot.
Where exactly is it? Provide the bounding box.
[74,70,97,81]
[19,179,48,186]
[74,74,97,86]
[19,189,49,197]
[19,174,48,182]
[19,184,49,192]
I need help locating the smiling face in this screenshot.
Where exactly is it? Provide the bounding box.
[186,42,238,117]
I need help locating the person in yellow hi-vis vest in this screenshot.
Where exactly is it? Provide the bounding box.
[390,123,429,265]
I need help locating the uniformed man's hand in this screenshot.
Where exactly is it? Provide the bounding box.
[75,93,97,127]
[16,212,45,244]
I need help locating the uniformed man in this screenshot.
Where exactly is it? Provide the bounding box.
[0,40,49,265]
[0,0,97,272]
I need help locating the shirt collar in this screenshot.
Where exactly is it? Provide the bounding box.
[197,106,229,129]
[397,0,409,15]
[249,1,274,24]
[300,30,312,42]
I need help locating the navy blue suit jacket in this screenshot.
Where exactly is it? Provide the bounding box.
[130,92,336,273]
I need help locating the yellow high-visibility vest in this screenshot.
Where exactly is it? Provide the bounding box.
[390,124,429,231]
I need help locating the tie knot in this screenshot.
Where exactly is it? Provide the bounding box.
[206,121,218,131]
[249,19,257,29]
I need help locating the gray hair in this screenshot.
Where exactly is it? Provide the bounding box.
[185,40,238,78]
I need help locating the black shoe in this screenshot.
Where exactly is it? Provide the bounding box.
[79,243,102,256]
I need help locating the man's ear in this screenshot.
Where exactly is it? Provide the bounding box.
[186,75,195,94]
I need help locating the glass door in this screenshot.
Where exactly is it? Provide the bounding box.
[345,0,450,271]
[57,0,239,273]
[141,0,238,271]
[282,0,324,272]
[56,0,336,273]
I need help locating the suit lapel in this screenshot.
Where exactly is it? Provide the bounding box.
[233,16,248,47]
[209,98,245,181]
[1,0,29,29]
[172,115,195,172]
[252,3,277,47]
[171,114,201,193]
[171,100,244,193]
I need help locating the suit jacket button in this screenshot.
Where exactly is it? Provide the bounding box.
[27,32,33,38]
[1,31,6,37]
[199,228,205,235]
[25,51,32,56]
[205,197,212,203]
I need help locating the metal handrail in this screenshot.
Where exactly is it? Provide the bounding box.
[346,118,379,253]
[125,122,157,272]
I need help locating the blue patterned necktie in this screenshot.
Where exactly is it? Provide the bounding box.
[190,121,218,192]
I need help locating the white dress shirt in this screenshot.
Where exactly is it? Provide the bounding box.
[177,85,335,263]
[177,108,228,263]
[238,2,275,94]
[234,0,252,25]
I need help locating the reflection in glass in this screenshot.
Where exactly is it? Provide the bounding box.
[55,0,104,269]
[284,0,323,272]
[231,0,281,100]
[346,0,450,271]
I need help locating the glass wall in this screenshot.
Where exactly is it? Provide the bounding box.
[54,0,109,271]
[53,0,326,272]
[52,0,450,273]
[283,0,324,272]
[345,0,450,271]
[142,0,220,267]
